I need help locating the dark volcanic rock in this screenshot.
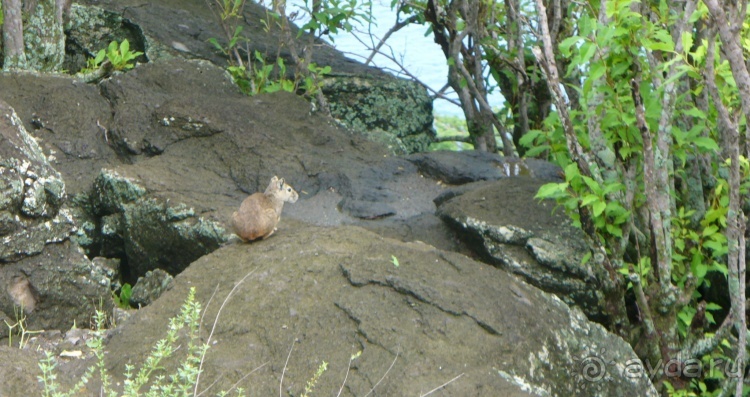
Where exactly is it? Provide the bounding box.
[0,347,42,396]
[0,74,117,195]
[0,100,112,330]
[77,0,434,154]
[407,151,561,185]
[0,241,112,331]
[130,268,174,307]
[83,225,655,396]
[436,177,606,323]
[338,198,396,219]
[408,150,508,184]
[0,100,66,222]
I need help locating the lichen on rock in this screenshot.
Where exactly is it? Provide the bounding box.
[88,168,228,278]
[323,74,435,154]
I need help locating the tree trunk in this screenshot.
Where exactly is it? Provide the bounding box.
[2,0,70,71]
[2,0,27,70]
[23,0,69,71]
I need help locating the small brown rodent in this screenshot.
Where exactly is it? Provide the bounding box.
[232,176,299,241]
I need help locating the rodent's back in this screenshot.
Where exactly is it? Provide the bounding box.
[232,192,279,241]
[231,176,298,241]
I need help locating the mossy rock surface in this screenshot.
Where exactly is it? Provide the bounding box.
[323,74,435,154]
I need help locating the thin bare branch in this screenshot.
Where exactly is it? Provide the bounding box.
[195,268,258,395]
[419,373,464,397]
[704,22,747,395]
[705,0,750,136]
[362,349,399,397]
[279,336,296,397]
[531,0,588,175]
[365,14,420,65]
[345,32,461,106]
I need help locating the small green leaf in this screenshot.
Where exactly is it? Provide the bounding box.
[579,42,597,65]
[605,223,623,237]
[589,62,606,81]
[391,255,400,268]
[678,308,695,325]
[120,39,130,55]
[564,162,580,181]
[581,194,600,206]
[116,283,132,309]
[519,129,542,148]
[558,36,582,56]
[682,107,705,119]
[702,224,719,237]
[535,182,568,199]
[582,176,602,195]
[681,31,693,53]
[592,201,606,217]
[693,262,708,279]
[693,137,719,151]
[94,49,106,65]
[705,311,715,324]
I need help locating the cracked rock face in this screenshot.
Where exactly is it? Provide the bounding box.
[0,100,112,330]
[0,100,66,224]
[88,225,655,396]
[83,169,228,277]
[436,177,608,324]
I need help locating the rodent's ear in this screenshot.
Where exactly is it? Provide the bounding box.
[278,178,285,189]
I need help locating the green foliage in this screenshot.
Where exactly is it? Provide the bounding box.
[38,287,227,397]
[114,283,132,309]
[226,51,331,96]
[298,0,373,39]
[518,113,567,161]
[434,115,468,137]
[4,306,43,349]
[80,39,143,74]
[430,115,474,151]
[390,255,399,268]
[104,39,143,71]
[300,361,328,397]
[216,0,244,20]
[207,1,343,99]
[208,25,245,58]
[531,0,750,393]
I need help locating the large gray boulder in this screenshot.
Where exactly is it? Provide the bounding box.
[323,73,435,154]
[0,56,448,281]
[407,150,563,185]
[436,177,607,323]
[71,0,435,154]
[63,225,655,396]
